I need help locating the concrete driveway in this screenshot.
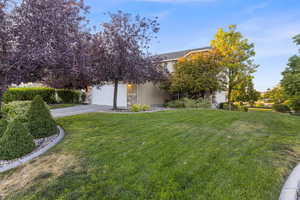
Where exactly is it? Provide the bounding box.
[51,105,113,118]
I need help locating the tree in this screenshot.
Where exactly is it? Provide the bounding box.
[281,34,300,97]
[231,76,260,103]
[211,25,258,109]
[167,51,225,99]
[7,0,90,90]
[99,11,165,110]
[263,85,286,103]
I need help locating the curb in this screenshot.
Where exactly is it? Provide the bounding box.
[279,163,300,200]
[0,126,65,173]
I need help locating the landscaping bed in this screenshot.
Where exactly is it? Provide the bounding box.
[2,109,300,199]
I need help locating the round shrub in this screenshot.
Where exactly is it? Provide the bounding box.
[131,104,141,112]
[272,104,290,113]
[27,95,58,139]
[0,120,35,160]
[141,104,151,111]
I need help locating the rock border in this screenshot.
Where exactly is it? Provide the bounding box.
[0,126,65,173]
[279,163,300,200]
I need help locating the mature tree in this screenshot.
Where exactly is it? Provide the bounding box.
[281,35,300,97]
[231,76,260,103]
[263,85,286,103]
[167,51,225,99]
[99,11,165,109]
[0,0,14,100]
[211,25,258,109]
[9,0,90,89]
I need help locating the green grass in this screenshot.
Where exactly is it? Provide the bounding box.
[49,104,80,109]
[4,109,300,200]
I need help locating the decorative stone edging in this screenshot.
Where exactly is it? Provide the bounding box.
[0,126,65,173]
[279,163,300,200]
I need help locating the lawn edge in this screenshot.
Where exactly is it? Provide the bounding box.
[279,163,300,200]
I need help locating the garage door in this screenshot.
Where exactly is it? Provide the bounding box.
[91,84,127,107]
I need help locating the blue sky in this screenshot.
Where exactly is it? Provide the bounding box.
[85,0,300,91]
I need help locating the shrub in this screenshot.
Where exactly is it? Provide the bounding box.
[272,104,290,113]
[141,104,151,111]
[0,120,35,160]
[27,96,57,139]
[131,104,141,112]
[0,119,8,138]
[165,100,185,108]
[56,89,83,104]
[3,87,56,104]
[165,98,211,109]
[287,96,300,113]
[1,101,31,123]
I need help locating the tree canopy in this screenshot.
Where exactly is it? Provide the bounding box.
[211,25,258,107]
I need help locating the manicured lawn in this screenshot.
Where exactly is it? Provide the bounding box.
[2,109,300,199]
[49,104,81,109]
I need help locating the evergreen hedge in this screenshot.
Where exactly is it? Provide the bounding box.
[0,120,35,160]
[3,87,56,104]
[0,119,8,138]
[56,89,82,103]
[27,96,58,139]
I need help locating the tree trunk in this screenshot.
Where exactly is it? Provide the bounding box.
[113,80,118,110]
[227,86,232,110]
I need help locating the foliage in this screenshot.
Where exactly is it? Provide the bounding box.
[281,55,300,97]
[96,11,166,109]
[167,52,225,98]
[263,85,287,104]
[272,104,290,113]
[56,89,83,104]
[130,104,151,112]
[0,120,35,160]
[27,96,57,139]
[1,101,31,123]
[219,102,248,112]
[6,110,300,199]
[286,96,300,113]
[0,119,7,138]
[165,98,212,108]
[211,25,258,108]
[3,87,56,104]
[231,76,260,102]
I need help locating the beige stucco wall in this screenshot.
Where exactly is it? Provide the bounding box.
[137,82,169,106]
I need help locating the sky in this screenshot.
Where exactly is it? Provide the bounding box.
[85,0,300,91]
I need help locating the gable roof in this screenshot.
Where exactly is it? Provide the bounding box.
[157,46,211,61]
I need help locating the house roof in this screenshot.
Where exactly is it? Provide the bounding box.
[157,46,211,61]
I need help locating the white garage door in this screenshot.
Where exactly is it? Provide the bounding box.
[91,84,127,107]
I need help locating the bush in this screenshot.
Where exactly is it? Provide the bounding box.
[287,96,300,113]
[141,104,151,111]
[3,87,56,104]
[56,89,83,104]
[272,104,290,113]
[0,119,8,138]
[131,104,141,112]
[219,103,248,112]
[1,101,31,123]
[0,120,35,160]
[27,96,57,139]
[165,98,212,109]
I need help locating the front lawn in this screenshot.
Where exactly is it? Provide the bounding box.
[49,104,81,109]
[2,110,300,199]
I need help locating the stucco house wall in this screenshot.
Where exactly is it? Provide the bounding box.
[137,82,169,106]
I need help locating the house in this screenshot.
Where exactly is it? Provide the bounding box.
[90,47,227,108]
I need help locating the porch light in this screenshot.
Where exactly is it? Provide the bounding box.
[128,84,133,88]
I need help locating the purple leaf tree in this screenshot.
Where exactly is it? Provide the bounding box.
[96,11,166,110]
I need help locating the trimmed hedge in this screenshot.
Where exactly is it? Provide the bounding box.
[272,104,290,113]
[27,96,57,139]
[0,120,35,160]
[56,89,82,104]
[165,98,212,109]
[0,119,7,138]
[3,87,56,104]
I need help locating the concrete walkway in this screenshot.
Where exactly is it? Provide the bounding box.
[51,105,169,118]
[51,105,113,118]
